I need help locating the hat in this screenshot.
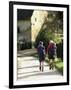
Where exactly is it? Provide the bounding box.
[50,40,54,43]
[39,41,43,45]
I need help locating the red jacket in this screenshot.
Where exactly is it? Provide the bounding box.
[47,43,53,54]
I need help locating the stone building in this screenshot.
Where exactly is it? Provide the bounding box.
[31,10,48,43]
[17,20,31,42]
[17,10,48,49]
[17,20,31,50]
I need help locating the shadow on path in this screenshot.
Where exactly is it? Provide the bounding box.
[18,70,39,74]
[18,58,38,61]
[18,70,62,79]
[18,65,48,69]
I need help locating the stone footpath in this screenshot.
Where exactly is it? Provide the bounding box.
[17,55,64,84]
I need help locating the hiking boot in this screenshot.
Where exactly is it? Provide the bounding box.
[49,64,52,70]
[39,66,41,71]
[49,66,51,70]
[42,67,44,72]
[52,65,55,70]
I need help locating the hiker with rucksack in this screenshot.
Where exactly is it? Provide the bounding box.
[37,41,45,72]
[47,40,57,70]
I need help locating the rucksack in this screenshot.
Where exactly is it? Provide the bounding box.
[38,45,45,55]
[48,44,56,55]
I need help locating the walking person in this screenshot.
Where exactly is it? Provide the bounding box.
[47,40,57,70]
[37,41,45,72]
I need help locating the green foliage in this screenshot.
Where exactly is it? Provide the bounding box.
[53,34,63,44]
[34,11,63,48]
[55,58,63,74]
[17,41,32,51]
[34,29,49,48]
[57,40,63,60]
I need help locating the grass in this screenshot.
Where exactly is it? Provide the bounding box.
[55,58,63,75]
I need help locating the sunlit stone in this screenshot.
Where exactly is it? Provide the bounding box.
[31,10,48,43]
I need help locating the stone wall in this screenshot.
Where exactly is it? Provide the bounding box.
[17,20,31,42]
[31,10,48,43]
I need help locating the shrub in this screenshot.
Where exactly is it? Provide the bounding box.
[56,40,63,60]
[17,41,32,50]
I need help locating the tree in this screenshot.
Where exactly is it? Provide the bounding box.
[34,11,63,49]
